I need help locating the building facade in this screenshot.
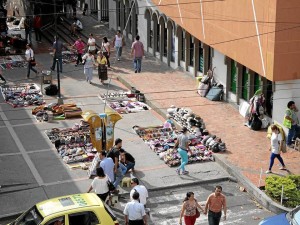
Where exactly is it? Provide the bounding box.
[106,0,300,127]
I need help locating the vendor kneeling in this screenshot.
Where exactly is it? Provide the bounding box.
[120,149,135,173]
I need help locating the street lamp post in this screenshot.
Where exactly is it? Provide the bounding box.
[53,0,63,105]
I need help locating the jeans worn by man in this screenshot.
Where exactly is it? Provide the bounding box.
[113,163,127,188]
[133,57,142,73]
[287,124,300,145]
[51,55,63,73]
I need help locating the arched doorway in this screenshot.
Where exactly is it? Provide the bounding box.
[167,19,175,65]
[144,8,152,51]
[151,12,159,57]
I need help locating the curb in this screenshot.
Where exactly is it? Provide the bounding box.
[116,75,291,214]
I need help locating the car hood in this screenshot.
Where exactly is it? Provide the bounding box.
[259,213,290,225]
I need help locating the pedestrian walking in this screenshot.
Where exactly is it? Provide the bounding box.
[82,50,96,84]
[120,149,135,173]
[72,37,85,66]
[33,14,42,42]
[24,16,33,44]
[266,125,287,174]
[25,44,38,78]
[51,36,64,73]
[283,101,300,148]
[107,138,127,189]
[87,167,110,202]
[131,35,144,73]
[101,37,110,67]
[112,30,125,61]
[204,185,227,225]
[96,51,107,84]
[99,150,115,183]
[129,178,148,207]
[87,33,96,54]
[175,127,190,175]
[124,191,148,225]
[179,192,205,225]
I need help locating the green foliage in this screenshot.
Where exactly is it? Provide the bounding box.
[265,175,300,208]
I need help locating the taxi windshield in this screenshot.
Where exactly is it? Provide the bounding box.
[290,206,300,225]
[13,206,43,225]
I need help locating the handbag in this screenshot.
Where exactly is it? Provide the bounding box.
[107,180,115,191]
[195,208,200,218]
[30,58,36,67]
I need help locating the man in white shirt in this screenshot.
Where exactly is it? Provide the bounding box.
[130,178,148,206]
[70,18,83,36]
[99,151,115,182]
[124,192,147,225]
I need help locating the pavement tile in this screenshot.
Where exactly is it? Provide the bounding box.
[0,127,19,153]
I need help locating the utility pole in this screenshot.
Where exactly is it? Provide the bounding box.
[53,0,63,105]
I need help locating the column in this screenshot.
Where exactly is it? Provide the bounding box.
[225,56,232,101]
[194,39,199,77]
[249,70,255,99]
[185,33,190,71]
[203,43,210,75]
[236,63,243,105]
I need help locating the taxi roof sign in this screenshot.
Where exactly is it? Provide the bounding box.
[36,193,102,217]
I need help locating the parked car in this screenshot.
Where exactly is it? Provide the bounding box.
[259,205,300,225]
[8,193,119,225]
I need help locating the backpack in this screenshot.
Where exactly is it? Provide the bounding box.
[45,84,58,96]
[251,115,262,131]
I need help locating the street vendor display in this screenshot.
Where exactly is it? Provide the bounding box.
[99,91,150,114]
[1,83,44,107]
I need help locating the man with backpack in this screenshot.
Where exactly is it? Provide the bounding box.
[24,16,33,44]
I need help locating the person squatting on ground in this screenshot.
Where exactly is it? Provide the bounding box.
[33,14,42,42]
[130,178,148,207]
[70,17,83,36]
[72,37,85,66]
[97,51,108,84]
[51,36,64,73]
[124,191,148,225]
[179,192,204,225]
[120,148,135,173]
[25,44,38,78]
[99,150,115,183]
[175,127,190,175]
[102,36,111,67]
[87,33,96,54]
[204,185,227,225]
[107,138,127,188]
[131,35,144,73]
[87,167,110,202]
[82,50,96,84]
[113,30,125,61]
[266,124,287,174]
[283,101,300,148]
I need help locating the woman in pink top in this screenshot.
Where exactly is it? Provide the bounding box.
[179,192,204,225]
[72,37,85,66]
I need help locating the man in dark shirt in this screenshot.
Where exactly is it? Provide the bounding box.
[24,16,33,44]
[120,149,135,173]
[107,138,127,188]
[50,36,64,73]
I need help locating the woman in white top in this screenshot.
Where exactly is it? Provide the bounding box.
[82,50,96,84]
[87,167,110,202]
[266,125,287,173]
[25,43,38,78]
[112,30,124,61]
[102,36,110,67]
[87,33,96,54]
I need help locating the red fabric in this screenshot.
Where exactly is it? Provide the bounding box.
[33,16,42,28]
[184,215,197,225]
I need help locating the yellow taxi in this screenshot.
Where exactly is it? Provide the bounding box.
[8,193,119,225]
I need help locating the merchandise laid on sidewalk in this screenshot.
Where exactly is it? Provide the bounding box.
[45,120,97,168]
[50,50,77,64]
[1,83,45,107]
[32,103,83,122]
[0,55,27,69]
[133,125,215,167]
[99,91,150,114]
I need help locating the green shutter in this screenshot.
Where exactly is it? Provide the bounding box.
[199,47,203,73]
[242,68,249,100]
[231,61,237,93]
[254,73,261,93]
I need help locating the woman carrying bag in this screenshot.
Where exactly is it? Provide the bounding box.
[101,37,110,67]
[97,51,108,84]
[179,192,205,225]
[87,167,110,202]
[82,50,96,84]
[25,43,38,78]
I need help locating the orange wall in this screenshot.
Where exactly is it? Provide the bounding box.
[152,0,300,81]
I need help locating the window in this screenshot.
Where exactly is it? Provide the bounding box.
[199,44,204,72]
[69,211,99,225]
[254,73,261,93]
[45,217,65,225]
[164,27,167,57]
[15,206,43,225]
[123,4,126,30]
[135,13,138,35]
[230,60,237,93]
[181,31,185,61]
[189,35,194,66]
[117,1,121,27]
[171,30,175,62]
[156,24,160,52]
[149,21,153,48]
[242,67,249,100]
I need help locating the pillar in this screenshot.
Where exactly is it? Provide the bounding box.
[203,43,210,75]
[236,63,243,105]
[194,39,199,77]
